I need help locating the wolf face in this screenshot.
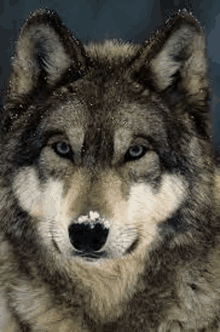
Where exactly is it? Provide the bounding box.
[0,9,218,331]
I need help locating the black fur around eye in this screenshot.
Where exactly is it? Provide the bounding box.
[125,145,147,162]
[53,142,73,159]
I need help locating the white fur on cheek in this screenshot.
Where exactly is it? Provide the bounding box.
[128,174,186,239]
[13,167,64,218]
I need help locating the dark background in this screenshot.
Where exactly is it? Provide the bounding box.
[1,0,220,151]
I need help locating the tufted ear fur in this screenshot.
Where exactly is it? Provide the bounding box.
[132,12,209,104]
[7,10,87,98]
[152,16,207,94]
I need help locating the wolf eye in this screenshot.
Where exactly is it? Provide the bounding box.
[125,145,146,162]
[53,142,72,158]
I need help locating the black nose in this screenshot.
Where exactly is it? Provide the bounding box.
[69,222,109,252]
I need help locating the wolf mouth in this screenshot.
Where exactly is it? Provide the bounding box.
[75,250,107,259]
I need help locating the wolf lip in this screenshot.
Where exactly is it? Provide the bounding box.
[75,249,106,259]
[125,237,139,255]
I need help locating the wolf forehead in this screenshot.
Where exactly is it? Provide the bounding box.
[21,94,166,164]
[41,85,165,131]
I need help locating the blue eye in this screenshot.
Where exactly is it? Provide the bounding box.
[53,142,72,158]
[129,146,144,158]
[125,145,146,162]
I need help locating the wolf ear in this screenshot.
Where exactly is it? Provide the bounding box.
[8,10,87,97]
[136,13,208,98]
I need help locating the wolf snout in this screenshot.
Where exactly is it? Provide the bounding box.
[68,212,110,252]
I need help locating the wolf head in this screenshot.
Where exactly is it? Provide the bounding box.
[1,9,214,289]
[0,8,216,324]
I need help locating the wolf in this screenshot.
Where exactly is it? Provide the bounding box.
[0,8,220,331]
